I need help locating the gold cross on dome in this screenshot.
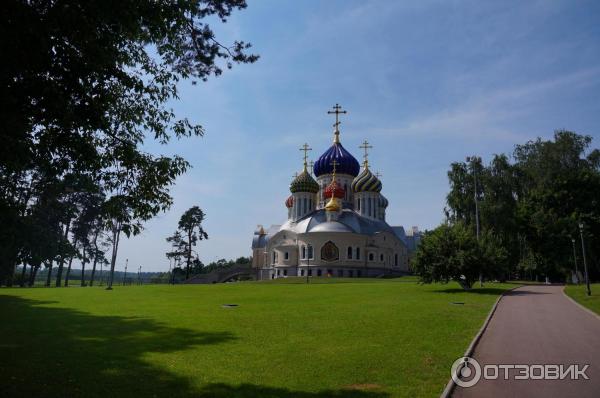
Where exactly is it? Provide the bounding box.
[299,143,312,168]
[375,171,382,178]
[330,159,340,176]
[292,172,299,179]
[359,140,373,167]
[328,103,347,143]
[308,160,315,174]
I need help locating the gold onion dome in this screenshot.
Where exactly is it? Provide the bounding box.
[325,196,341,212]
[351,163,382,193]
[290,168,319,193]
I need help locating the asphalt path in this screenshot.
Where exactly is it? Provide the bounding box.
[452,285,600,398]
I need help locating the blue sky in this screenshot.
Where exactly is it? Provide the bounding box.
[119,0,600,271]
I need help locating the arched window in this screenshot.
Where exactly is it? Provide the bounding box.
[356,247,361,260]
[380,254,384,262]
[307,245,314,259]
[368,253,374,261]
[301,246,306,259]
[394,253,398,266]
[347,246,353,259]
[357,198,361,211]
[284,252,289,260]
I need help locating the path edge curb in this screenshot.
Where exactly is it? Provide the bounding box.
[562,286,600,321]
[439,284,522,398]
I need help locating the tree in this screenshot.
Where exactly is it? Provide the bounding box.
[412,223,481,289]
[71,191,104,286]
[443,130,600,282]
[166,206,209,280]
[179,206,209,279]
[88,224,108,287]
[0,1,258,286]
[104,154,189,290]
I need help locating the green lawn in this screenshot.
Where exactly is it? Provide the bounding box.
[0,279,516,398]
[564,283,600,315]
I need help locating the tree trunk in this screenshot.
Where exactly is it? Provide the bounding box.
[45,262,53,287]
[55,221,71,287]
[28,265,36,287]
[90,256,99,287]
[31,265,41,287]
[81,246,87,287]
[19,264,27,287]
[89,229,100,286]
[64,256,74,287]
[106,223,121,290]
[186,232,192,280]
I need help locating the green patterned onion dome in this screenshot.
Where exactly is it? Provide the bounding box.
[290,170,319,193]
[351,167,382,193]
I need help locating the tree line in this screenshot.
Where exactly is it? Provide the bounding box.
[413,131,600,289]
[0,1,257,288]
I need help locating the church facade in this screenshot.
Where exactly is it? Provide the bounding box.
[251,104,420,279]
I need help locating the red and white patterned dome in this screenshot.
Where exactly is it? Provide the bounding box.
[285,195,294,208]
[323,179,345,199]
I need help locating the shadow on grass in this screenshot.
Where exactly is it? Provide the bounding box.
[432,287,511,296]
[434,287,551,296]
[194,383,389,397]
[0,295,388,398]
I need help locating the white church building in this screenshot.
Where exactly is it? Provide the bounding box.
[251,104,420,279]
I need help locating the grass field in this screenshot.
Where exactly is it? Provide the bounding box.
[564,283,600,315]
[0,279,516,398]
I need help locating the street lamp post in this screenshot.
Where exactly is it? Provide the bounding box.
[578,223,591,296]
[306,245,311,284]
[571,238,579,285]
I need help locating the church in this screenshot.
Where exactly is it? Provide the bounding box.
[251,104,420,279]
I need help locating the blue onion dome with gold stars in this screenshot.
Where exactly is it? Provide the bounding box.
[351,164,382,193]
[290,167,319,193]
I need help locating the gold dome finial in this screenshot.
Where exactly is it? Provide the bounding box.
[359,139,373,169]
[327,103,347,144]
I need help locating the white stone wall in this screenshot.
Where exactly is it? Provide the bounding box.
[263,229,410,279]
[354,192,384,221]
[291,192,316,221]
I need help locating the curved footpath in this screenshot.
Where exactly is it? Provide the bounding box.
[452,285,600,398]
